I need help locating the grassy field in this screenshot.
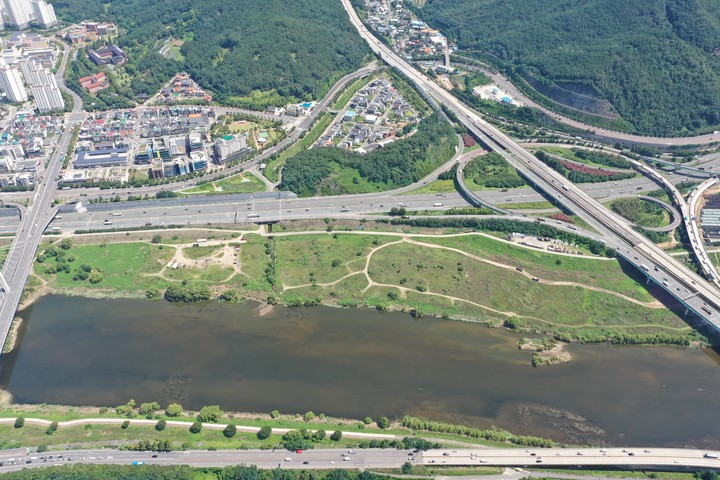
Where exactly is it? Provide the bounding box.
[0,243,10,268]
[497,200,556,209]
[401,179,457,195]
[265,113,334,182]
[33,231,691,340]
[180,173,266,195]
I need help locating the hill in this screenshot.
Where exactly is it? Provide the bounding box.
[417,0,720,136]
[52,0,369,108]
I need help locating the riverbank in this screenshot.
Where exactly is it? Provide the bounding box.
[22,230,701,346]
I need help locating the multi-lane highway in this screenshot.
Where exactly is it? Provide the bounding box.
[0,446,720,474]
[340,0,720,332]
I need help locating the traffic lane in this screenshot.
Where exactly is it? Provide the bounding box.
[0,448,413,472]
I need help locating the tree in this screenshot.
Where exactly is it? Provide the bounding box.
[219,290,239,302]
[402,462,413,474]
[313,429,326,441]
[330,430,343,441]
[121,420,130,429]
[151,234,163,244]
[155,419,167,431]
[377,417,390,429]
[140,401,160,417]
[303,411,316,422]
[14,417,24,428]
[223,423,237,438]
[166,403,183,417]
[282,430,311,451]
[190,421,202,434]
[59,238,72,250]
[197,405,224,423]
[270,410,281,418]
[257,425,272,440]
[363,417,372,425]
[37,444,47,453]
[46,421,58,435]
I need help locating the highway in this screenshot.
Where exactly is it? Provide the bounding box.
[340,0,720,333]
[0,446,719,473]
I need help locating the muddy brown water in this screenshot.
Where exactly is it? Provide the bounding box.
[2,295,719,448]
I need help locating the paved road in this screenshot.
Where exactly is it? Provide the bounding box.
[0,445,719,474]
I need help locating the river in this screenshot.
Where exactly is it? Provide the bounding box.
[1,295,719,448]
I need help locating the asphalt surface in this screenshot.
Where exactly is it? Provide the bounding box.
[0,446,719,474]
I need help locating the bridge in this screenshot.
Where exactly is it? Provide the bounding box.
[341,0,720,335]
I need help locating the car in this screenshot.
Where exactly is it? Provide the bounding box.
[296,450,303,454]
[303,461,309,465]
[152,455,158,458]
[408,452,414,456]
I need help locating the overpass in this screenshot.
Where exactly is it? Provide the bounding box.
[341,0,720,335]
[686,178,720,286]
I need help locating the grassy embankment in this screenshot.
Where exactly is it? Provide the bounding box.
[29,230,695,342]
[608,198,671,228]
[180,172,266,195]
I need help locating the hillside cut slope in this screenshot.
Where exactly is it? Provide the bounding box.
[418,0,720,136]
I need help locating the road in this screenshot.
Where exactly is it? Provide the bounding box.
[0,446,719,473]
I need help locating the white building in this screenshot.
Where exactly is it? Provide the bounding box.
[30,0,55,28]
[0,61,27,102]
[2,0,33,29]
[20,58,62,111]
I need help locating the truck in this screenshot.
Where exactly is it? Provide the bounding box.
[704,453,719,459]
[433,203,443,207]
[561,184,569,191]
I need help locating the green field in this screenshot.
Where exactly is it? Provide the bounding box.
[401,179,458,195]
[181,172,266,195]
[497,200,555,209]
[33,231,692,341]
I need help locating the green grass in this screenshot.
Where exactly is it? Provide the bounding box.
[0,243,10,268]
[275,234,398,286]
[181,173,266,195]
[377,466,503,476]
[366,242,685,330]
[265,113,334,182]
[497,200,556,209]
[418,234,654,301]
[530,469,697,480]
[608,198,670,228]
[401,179,458,195]
[181,245,224,260]
[35,242,175,293]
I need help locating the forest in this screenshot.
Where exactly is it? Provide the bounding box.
[279,113,457,196]
[52,0,369,108]
[418,0,720,135]
[462,152,526,189]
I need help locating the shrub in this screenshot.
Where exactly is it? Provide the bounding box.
[197,405,224,423]
[46,421,58,435]
[14,417,24,428]
[121,420,130,429]
[270,410,280,418]
[223,424,237,438]
[303,411,316,422]
[330,430,343,441]
[155,419,167,431]
[165,403,183,417]
[377,417,390,429]
[257,426,272,440]
[190,421,202,434]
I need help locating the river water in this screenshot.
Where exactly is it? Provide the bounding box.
[2,295,719,448]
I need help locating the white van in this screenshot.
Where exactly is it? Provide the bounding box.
[433,202,443,207]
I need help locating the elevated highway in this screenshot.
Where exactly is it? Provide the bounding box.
[686,178,720,286]
[341,0,720,333]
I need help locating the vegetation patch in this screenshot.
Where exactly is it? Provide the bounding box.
[610,198,670,228]
[463,152,526,190]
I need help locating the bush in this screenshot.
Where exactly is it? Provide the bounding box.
[223,424,237,438]
[197,405,224,423]
[151,234,163,244]
[313,429,326,441]
[190,421,202,434]
[257,425,273,440]
[377,417,390,429]
[363,417,372,425]
[303,411,316,422]
[37,445,48,453]
[46,421,58,435]
[165,403,183,417]
[164,284,212,303]
[14,417,24,428]
[270,410,280,418]
[121,420,130,429]
[155,419,167,431]
[330,430,343,441]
